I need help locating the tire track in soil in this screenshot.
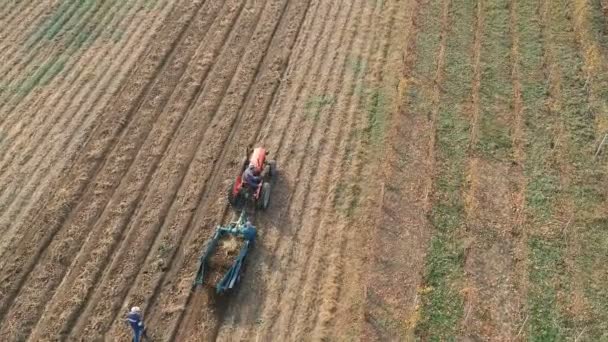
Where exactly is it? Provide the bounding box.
[193,1,314,339]
[281,0,376,339]
[0,0,134,249]
[77,0,296,340]
[134,0,296,339]
[274,0,370,338]
[150,1,298,339]
[461,0,483,331]
[0,0,171,259]
[2,1,169,270]
[0,2,181,339]
[242,0,355,339]
[316,1,413,340]
[0,0,57,71]
[0,0,130,174]
[149,0,332,339]
[0,0,98,107]
[0,0,142,224]
[16,1,250,340]
[52,0,253,340]
[0,0,179,272]
[216,0,343,338]
[214,0,342,336]
[27,1,221,341]
[0,0,24,21]
[509,0,529,336]
[0,0,194,327]
[3,0,153,256]
[0,0,141,250]
[464,0,526,338]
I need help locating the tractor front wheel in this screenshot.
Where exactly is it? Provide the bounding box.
[227,180,239,207]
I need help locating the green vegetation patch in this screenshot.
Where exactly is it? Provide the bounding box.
[416,0,475,339]
[364,89,388,145]
[477,0,513,160]
[519,0,608,339]
[304,94,334,120]
[552,1,608,339]
[517,0,569,339]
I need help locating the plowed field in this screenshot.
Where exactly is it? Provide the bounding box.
[1,0,607,341]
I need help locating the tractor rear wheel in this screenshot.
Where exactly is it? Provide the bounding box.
[258,182,271,210]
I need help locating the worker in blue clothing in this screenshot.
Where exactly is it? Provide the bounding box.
[242,220,257,242]
[242,163,262,189]
[126,306,148,342]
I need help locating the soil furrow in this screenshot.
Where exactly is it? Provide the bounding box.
[509,0,529,337]
[73,6,230,339]
[0,0,83,93]
[308,3,378,340]
[14,0,242,340]
[461,0,524,336]
[461,0,483,332]
[0,0,172,260]
[57,0,267,337]
[248,0,355,339]
[0,0,23,21]
[524,0,575,338]
[136,1,295,339]
[155,2,299,339]
[415,0,477,338]
[0,2,182,339]
[0,0,200,324]
[281,1,375,339]
[27,2,220,341]
[0,0,101,108]
[70,0,295,339]
[16,1,251,340]
[311,1,407,340]
[218,2,343,338]
[314,0,414,339]
[0,0,135,240]
[152,0,344,333]
[280,0,371,336]
[0,0,131,180]
[256,0,327,148]
[0,0,57,71]
[0,0,144,210]
[214,0,322,338]
[151,0,328,338]
[546,0,606,338]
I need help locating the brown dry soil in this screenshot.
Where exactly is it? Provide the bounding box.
[1,0,607,341]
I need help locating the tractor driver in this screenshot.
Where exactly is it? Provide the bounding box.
[243,163,262,189]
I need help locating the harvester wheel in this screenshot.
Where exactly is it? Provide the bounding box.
[258,182,271,210]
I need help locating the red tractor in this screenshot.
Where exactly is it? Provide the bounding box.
[228,146,276,210]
